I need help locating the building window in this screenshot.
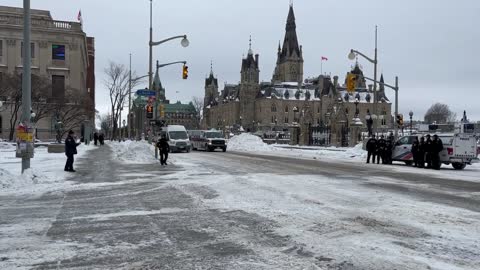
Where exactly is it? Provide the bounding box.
[271,116,275,124]
[52,44,65,60]
[284,117,289,123]
[0,40,3,56]
[0,115,2,134]
[271,104,277,112]
[52,75,65,100]
[21,42,35,58]
[285,106,289,113]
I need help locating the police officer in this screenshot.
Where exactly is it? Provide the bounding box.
[417,137,426,168]
[64,130,80,172]
[384,137,393,165]
[377,135,386,164]
[424,134,433,168]
[411,137,420,167]
[156,134,170,166]
[366,135,377,164]
[431,134,444,170]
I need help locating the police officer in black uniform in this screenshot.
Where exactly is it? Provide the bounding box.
[424,134,433,168]
[431,134,444,170]
[411,137,420,167]
[377,135,387,164]
[366,135,377,164]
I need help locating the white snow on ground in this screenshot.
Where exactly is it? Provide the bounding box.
[168,157,480,270]
[109,140,177,165]
[0,142,94,196]
[227,133,277,152]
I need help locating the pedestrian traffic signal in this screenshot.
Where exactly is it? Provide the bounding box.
[182,65,188,79]
[159,104,165,118]
[397,114,404,126]
[146,105,153,119]
[346,73,357,93]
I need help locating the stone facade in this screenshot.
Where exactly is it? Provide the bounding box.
[0,5,94,140]
[203,5,392,145]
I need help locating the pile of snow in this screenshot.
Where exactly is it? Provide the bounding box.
[343,143,367,159]
[0,144,93,195]
[110,140,158,164]
[227,133,277,152]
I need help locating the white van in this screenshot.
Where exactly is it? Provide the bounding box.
[159,125,192,153]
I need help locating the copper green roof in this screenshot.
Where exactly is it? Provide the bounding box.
[164,101,195,114]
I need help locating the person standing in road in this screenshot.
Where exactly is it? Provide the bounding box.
[411,137,420,167]
[157,135,170,165]
[425,134,433,168]
[377,135,386,164]
[384,137,393,165]
[417,137,426,168]
[431,134,444,170]
[64,130,80,172]
[366,135,377,164]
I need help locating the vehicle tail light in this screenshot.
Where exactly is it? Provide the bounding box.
[447,148,453,155]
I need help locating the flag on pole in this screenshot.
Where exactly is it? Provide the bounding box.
[77,10,83,24]
[321,56,328,61]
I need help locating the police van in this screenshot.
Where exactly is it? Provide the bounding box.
[392,124,479,170]
[189,129,227,152]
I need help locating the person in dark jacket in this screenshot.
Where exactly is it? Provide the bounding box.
[64,130,80,172]
[384,138,393,165]
[411,137,420,167]
[377,135,386,164]
[366,135,377,164]
[425,134,433,168]
[417,137,426,168]
[156,135,170,165]
[99,133,105,145]
[93,132,99,146]
[431,134,444,170]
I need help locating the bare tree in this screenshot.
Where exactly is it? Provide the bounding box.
[51,91,93,140]
[191,96,204,129]
[98,113,112,138]
[424,103,457,124]
[3,73,22,141]
[104,61,141,140]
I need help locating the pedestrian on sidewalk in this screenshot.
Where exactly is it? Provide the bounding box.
[93,132,99,146]
[99,133,105,145]
[157,135,170,165]
[64,130,80,172]
[366,135,377,164]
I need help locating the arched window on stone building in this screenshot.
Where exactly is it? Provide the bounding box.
[271,104,277,112]
[285,106,289,113]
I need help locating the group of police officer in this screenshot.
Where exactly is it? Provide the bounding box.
[366,134,394,165]
[366,134,444,170]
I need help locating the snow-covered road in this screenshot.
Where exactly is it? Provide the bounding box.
[1,140,479,269]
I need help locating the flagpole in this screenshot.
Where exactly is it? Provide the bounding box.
[321,60,323,75]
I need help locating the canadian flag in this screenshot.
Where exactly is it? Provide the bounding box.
[77,10,82,24]
[321,56,328,61]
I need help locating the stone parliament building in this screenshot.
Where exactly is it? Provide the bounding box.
[203,5,392,146]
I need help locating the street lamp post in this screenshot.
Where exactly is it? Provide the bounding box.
[409,110,413,134]
[148,0,189,90]
[20,0,32,173]
[348,26,378,134]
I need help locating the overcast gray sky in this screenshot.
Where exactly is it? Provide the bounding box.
[4,0,480,121]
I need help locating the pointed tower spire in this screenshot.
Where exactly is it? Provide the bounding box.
[281,5,301,59]
[379,73,385,91]
[248,35,253,55]
[210,60,214,75]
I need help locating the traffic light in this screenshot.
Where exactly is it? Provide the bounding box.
[397,114,404,127]
[146,105,153,119]
[182,65,188,79]
[346,73,357,93]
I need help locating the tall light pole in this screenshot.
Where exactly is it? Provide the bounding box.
[148,0,189,89]
[348,26,378,134]
[128,53,132,139]
[21,0,32,173]
[409,110,413,134]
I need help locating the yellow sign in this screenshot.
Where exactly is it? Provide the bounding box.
[17,132,33,142]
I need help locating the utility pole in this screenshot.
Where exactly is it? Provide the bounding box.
[373,25,378,135]
[128,53,132,139]
[148,0,153,89]
[21,0,32,173]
